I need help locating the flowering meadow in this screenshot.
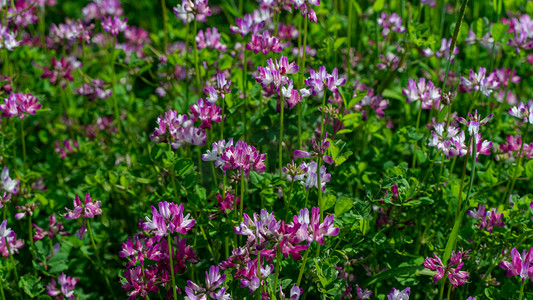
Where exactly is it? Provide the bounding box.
[2,0,533,299]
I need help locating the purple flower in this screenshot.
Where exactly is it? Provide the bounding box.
[150,110,206,148]
[220,140,267,176]
[202,138,234,169]
[421,0,436,7]
[142,202,195,237]
[185,265,231,300]
[174,0,211,24]
[189,99,222,130]
[65,193,102,220]
[82,0,123,21]
[423,251,470,287]
[230,14,264,37]
[0,92,41,119]
[247,30,283,55]
[352,82,389,119]
[287,207,339,245]
[427,123,461,158]
[46,273,79,299]
[499,248,533,283]
[74,79,112,101]
[305,66,345,97]
[1,167,19,194]
[435,38,459,60]
[121,265,159,299]
[388,287,410,300]
[509,101,533,124]
[0,25,20,50]
[204,73,231,104]
[293,0,320,22]
[33,214,69,242]
[460,68,500,97]
[41,57,74,88]
[101,16,128,36]
[356,284,373,299]
[456,110,493,135]
[196,27,227,51]
[0,219,24,258]
[299,161,331,191]
[402,78,441,109]
[280,284,301,300]
[377,12,406,37]
[293,133,333,165]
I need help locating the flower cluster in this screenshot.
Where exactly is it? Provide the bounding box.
[230,13,265,37]
[204,73,231,104]
[247,30,283,55]
[1,167,19,195]
[423,250,470,287]
[460,67,500,97]
[64,193,102,239]
[196,27,227,51]
[174,0,211,24]
[189,99,222,130]
[467,204,504,234]
[377,12,406,37]
[217,191,240,214]
[41,57,74,88]
[256,55,306,108]
[0,219,24,258]
[499,248,533,282]
[121,202,197,299]
[142,202,195,238]
[185,265,231,300]
[305,65,346,97]
[74,79,112,101]
[0,25,20,50]
[0,92,41,119]
[55,139,79,159]
[46,273,79,299]
[150,110,206,149]
[292,0,320,22]
[507,14,533,53]
[219,140,267,176]
[498,135,533,160]
[352,82,389,120]
[509,101,533,125]
[402,78,441,110]
[101,16,128,36]
[34,215,69,242]
[388,287,411,300]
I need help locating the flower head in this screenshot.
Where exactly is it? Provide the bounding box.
[0,92,41,119]
[101,16,128,36]
[46,273,79,299]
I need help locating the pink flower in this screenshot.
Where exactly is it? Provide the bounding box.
[220,140,267,176]
[46,273,79,299]
[0,92,41,119]
[189,99,222,130]
[142,202,195,238]
[423,251,470,287]
[196,27,227,51]
[499,248,533,282]
[246,31,283,55]
[101,16,128,36]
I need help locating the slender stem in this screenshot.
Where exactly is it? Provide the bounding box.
[279,93,284,177]
[298,17,308,89]
[28,216,35,260]
[193,20,201,95]
[256,250,262,299]
[297,103,303,150]
[4,236,21,299]
[185,20,190,104]
[242,48,248,139]
[167,234,178,300]
[464,134,477,207]
[296,248,310,286]
[20,118,25,171]
[318,91,327,222]
[285,181,294,221]
[446,282,452,300]
[86,219,116,300]
[0,281,5,300]
[505,122,529,202]
[161,0,168,52]
[412,102,422,169]
[240,170,245,222]
[438,277,447,300]
[519,280,526,300]
[110,36,122,135]
[273,249,281,295]
[347,0,353,81]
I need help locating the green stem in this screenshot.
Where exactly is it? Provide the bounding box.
[285,181,294,221]
[318,91,327,222]
[412,102,422,169]
[185,20,190,104]
[256,250,262,299]
[28,216,35,260]
[20,118,25,171]
[161,0,168,52]
[240,170,245,222]
[438,277,447,300]
[298,17,308,89]
[296,248,310,286]
[0,280,5,300]
[110,36,122,135]
[347,0,353,81]
[86,219,117,300]
[505,122,529,202]
[242,47,248,139]
[279,93,284,178]
[193,20,201,96]
[519,280,526,300]
[166,234,178,300]
[273,249,281,296]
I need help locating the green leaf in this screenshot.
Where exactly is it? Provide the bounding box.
[175,158,195,177]
[333,37,347,49]
[472,18,488,40]
[323,194,336,212]
[363,266,434,286]
[20,274,45,298]
[334,196,353,216]
[526,160,533,179]
[219,54,233,70]
[373,0,385,12]
[491,23,509,42]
